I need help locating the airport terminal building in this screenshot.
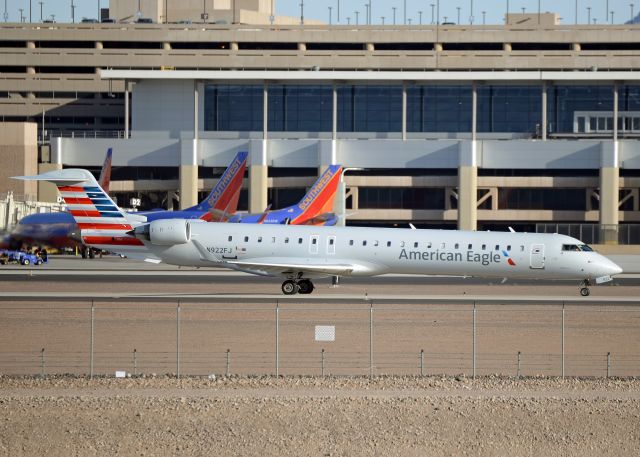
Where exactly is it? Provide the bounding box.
[1,2,640,241]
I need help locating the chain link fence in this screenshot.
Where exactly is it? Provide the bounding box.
[0,299,639,378]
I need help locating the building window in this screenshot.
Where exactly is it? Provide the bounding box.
[337,85,402,132]
[407,85,472,133]
[268,85,333,132]
[204,84,264,131]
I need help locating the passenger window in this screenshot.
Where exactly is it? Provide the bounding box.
[387,241,391,247]
[349,240,354,246]
[258,237,262,243]
[298,238,303,244]
[401,241,405,247]
[374,240,379,246]
[427,242,432,248]
[228,236,233,242]
[454,243,459,249]
[244,236,249,242]
[312,238,317,245]
[362,240,367,246]
[507,245,511,251]
[468,244,472,249]
[520,245,525,252]
[271,237,276,243]
[482,244,486,250]
[495,245,500,251]
[285,237,289,244]
[441,243,445,249]
[414,242,418,248]
[329,239,335,245]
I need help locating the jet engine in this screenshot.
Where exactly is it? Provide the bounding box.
[132,219,191,246]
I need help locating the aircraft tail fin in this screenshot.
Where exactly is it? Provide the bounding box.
[291,165,343,225]
[189,151,247,219]
[12,169,144,249]
[98,148,113,192]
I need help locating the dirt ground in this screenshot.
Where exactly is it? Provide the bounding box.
[1,376,639,457]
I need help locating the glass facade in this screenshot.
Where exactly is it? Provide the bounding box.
[407,85,472,132]
[268,85,332,132]
[204,84,263,131]
[499,188,586,211]
[547,85,613,133]
[359,188,445,210]
[202,83,639,135]
[477,85,542,134]
[337,85,402,132]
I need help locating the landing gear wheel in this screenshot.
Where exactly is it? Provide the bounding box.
[580,287,590,297]
[89,249,95,259]
[297,279,315,295]
[282,280,299,295]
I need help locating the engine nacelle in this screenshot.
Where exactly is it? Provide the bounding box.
[134,219,191,246]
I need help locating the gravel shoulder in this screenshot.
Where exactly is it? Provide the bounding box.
[1,376,639,456]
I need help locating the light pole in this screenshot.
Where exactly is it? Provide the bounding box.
[3,0,7,22]
[392,6,396,24]
[337,0,340,23]
[355,10,359,25]
[469,0,473,24]
[521,7,526,14]
[419,10,422,24]
[364,4,369,24]
[482,10,485,25]
[575,0,578,25]
[39,1,43,22]
[587,6,591,24]
[631,3,635,22]
[457,6,460,24]
[403,0,406,24]
[606,0,609,23]
[368,0,372,24]
[328,6,332,24]
[346,16,350,24]
[300,1,304,25]
[381,15,385,24]
[71,0,75,23]
[506,0,509,22]
[611,10,614,23]
[430,3,435,24]
[19,8,23,22]
[29,0,31,22]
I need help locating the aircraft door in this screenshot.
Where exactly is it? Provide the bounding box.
[530,244,545,269]
[327,236,336,255]
[309,235,320,255]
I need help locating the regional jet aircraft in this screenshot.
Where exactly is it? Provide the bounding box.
[16,169,622,296]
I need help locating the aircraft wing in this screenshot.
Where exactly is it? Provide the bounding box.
[226,259,356,277]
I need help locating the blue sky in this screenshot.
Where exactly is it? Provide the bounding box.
[2,0,637,25]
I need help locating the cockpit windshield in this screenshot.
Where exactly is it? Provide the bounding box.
[562,244,594,252]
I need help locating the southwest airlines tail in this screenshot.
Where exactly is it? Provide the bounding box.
[188,151,247,221]
[230,165,343,225]
[13,169,146,252]
[287,165,343,225]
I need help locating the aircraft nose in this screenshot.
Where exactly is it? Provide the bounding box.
[600,257,623,276]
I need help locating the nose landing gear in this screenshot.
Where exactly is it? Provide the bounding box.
[579,279,591,297]
[281,279,315,295]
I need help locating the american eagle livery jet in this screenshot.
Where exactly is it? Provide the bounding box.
[228,165,343,226]
[6,150,248,256]
[16,169,622,296]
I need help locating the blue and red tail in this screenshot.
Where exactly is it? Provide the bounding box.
[289,165,343,225]
[188,151,247,221]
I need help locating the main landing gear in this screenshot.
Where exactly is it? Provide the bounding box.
[281,279,315,295]
[579,279,591,297]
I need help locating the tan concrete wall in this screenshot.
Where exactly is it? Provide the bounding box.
[248,164,268,213]
[458,166,477,231]
[0,123,38,200]
[179,165,198,209]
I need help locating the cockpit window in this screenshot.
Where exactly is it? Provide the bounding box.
[563,244,593,252]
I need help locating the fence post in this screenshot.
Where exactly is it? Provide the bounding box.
[275,301,279,377]
[90,300,94,379]
[176,301,181,379]
[40,348,45,378]
[321,348,325,377]
[420,349,424,376]
[561,301,565,379]
[607,352,611,378]
[226,349,230,376]
[133,349,137,376]
[369,299,373,378]
[472,301,476,380]
[517,351,521,379]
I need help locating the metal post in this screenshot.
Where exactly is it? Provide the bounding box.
[472,302,476,379]
[561,301,565,379]
[40,348,45,378]
[90,301,94,379]
[542,81,548,140]
[369,300,373,378]
[176,301,181,378]
[124,80,129,139]
[276,301,280,377]
[401,81,407,141]
[472,81,478,142]
[613,83,619,142]
[420,349,424,376]
[321,349,325,376]
[226,349,230,376]
[133,349,137,376]
[517,351,521,379]
[607,352,611,378]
